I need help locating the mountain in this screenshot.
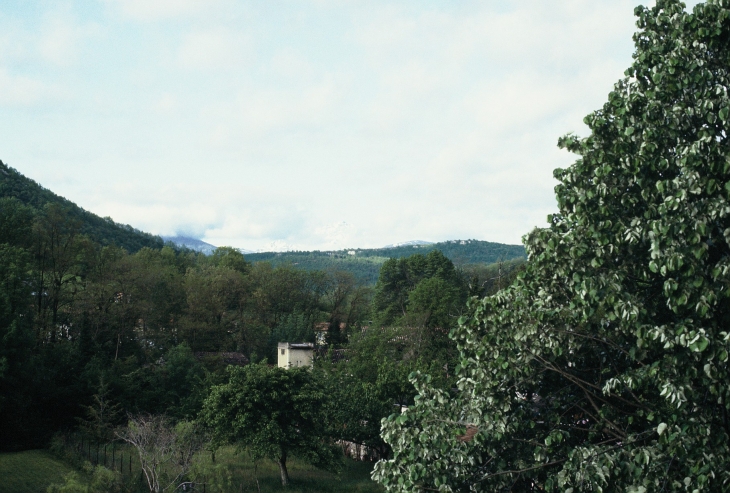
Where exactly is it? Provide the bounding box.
[0,160,164,253]
[244,239,525,285]
[162,236,218,255]
[382,240,434,248]
[0,160,525,282]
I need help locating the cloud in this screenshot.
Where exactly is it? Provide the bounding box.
[0,69,57,106]
[312,221,357,250]
[5,1,697,251]
[196,77,341,136]
[177,28,250,70]
[154,93,178,113]
[38,17,85,66]
[107,0,214,22]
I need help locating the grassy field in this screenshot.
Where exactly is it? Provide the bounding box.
[191,447,384,493]
[0,446,383,493]
[0,450,76,493]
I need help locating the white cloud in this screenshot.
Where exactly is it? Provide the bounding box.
[0,69,56,106]
[107,0,215,22]
[177,28,250,70]
[201,78,341,134]
[4,0,697,251]
[38,19,80,66]
[154,93,178,113]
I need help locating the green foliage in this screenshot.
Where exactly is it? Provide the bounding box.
[373,1,730,491]
[316,324,457,459]
[191,445,383,493]
[245,240,525,286]
[0,450,77,493]
[201,363,341,486]
[47,463,123,493]
[0,197,34,247]
[372,250,465,328]
[76,378,121,443]
[461,257,526,298]
[209,246,251,274]
[116,415,205,493]
[269,312,317,357]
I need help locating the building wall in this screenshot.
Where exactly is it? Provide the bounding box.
[277,343,314,369]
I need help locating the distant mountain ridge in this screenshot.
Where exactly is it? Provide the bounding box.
[245,239,525,284]
[162,236,218,255]
[381,240,434,248]
[0,161,525,283]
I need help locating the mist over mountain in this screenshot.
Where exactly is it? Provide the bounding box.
[1,162,524,286]
[162,236,219,255]
[382,240,434,248]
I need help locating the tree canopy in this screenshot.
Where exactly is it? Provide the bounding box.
[200,363,340,486]
[373,1,730,491]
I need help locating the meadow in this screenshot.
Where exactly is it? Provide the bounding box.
[0,446,383,493]
[0,450,75,493]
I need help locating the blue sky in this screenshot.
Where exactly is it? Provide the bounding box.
[0,0,702,251]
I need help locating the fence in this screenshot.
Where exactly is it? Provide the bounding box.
[55,434,210,493]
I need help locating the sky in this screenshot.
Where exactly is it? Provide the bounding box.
[0,0,703,252]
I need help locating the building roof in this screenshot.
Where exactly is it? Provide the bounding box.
[277,342,315,350]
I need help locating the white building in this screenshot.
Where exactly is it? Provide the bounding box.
[277,342,314,369]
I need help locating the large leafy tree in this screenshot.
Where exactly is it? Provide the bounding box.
[200,363,340,486]
[373,1,730,491]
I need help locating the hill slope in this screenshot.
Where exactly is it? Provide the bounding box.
[245,239,526,284]
[0,160,164,252]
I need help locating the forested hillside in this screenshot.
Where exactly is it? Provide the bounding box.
[0,164,521,461]
[247,239,525,284]
[0,160,164,252]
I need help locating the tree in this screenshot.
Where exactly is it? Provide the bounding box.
[32,204,93,342]
[200,363,340,486]
[0,197,34,247]
[317,354,416,460]
[372,250,464,328]
[47,463,124,493]
[209,246,250,275]
[77,377,121,443]
[373,1,730,491]
[116,415,205,493]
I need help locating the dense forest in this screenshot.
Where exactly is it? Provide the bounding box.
[0,165,520,473]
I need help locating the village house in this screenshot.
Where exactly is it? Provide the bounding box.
[277,342,314,369]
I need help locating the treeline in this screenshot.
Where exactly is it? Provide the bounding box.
[0,195,520,455]
[246,240,526,285]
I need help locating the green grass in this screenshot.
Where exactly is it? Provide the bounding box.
[0,446,383,493]
[0,450,75,493]
[192,446,384,493]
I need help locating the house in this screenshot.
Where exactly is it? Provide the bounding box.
[277,342,314,369]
